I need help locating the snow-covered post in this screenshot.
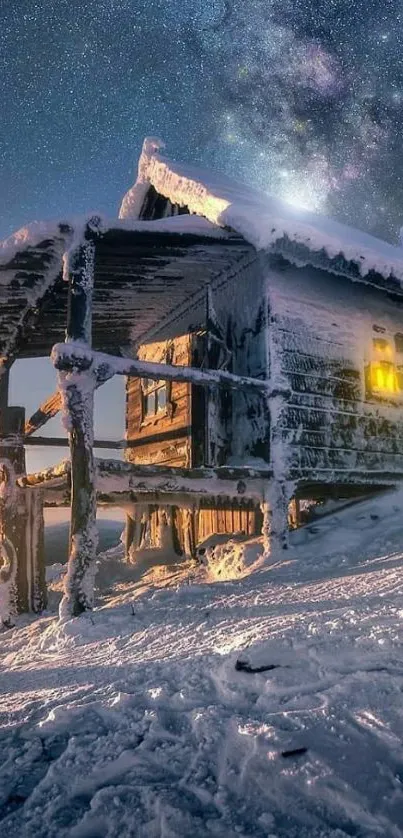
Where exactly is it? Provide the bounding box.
[54,222,100,619]
[263,276,293,561]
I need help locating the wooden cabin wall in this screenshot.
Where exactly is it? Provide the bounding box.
[266,257,403,486]
[133,254,269,466]
[125,335,192,467]
[205,259,270,464]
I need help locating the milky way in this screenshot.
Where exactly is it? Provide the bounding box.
[1,0,403,242]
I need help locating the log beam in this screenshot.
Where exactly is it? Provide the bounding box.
[24,363,116,438]
[56,229,98,619]
[24,391,62,438]
[19,458,271,502]
[52,344,273,395]
[23,436,124,449]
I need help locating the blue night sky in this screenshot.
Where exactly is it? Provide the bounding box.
[2,0,403,470]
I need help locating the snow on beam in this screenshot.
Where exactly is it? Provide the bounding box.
[18,459,70,488]
[95,460,271,500]
[19,459,272,501]
[51,344,272,394]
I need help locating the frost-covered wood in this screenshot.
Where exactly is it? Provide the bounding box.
[96,460,270,500]
[266,258,403,488]
[25,489,46,613]
[20,458,271,500]
[57,233,98,620]
[0,405,46,617]
[52,343,269,393]
[0,459,18,622]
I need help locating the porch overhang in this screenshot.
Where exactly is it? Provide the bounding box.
[0,220,255,363]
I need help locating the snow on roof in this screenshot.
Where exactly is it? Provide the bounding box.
[119,137,403,284]
[0,220,71,267]
[0,211,230,363]
[0,213,226,270]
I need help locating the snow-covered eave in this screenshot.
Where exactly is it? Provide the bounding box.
[0,213,230,270]
[120,137,403,289]
[0,212,233,365]
[270,236,403,296]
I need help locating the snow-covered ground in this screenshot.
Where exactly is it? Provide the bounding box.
[1,490,403,838]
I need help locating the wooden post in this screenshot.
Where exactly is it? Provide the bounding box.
[56,230,98,619]
[288,497,301,529]
[26,489,46,612]
[124,513,135,562]
[0,406,27,617]
[182,506,196,559]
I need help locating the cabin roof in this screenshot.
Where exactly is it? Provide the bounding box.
[120,137,403,289]
[0,215,253,360]
[2,137,403,362]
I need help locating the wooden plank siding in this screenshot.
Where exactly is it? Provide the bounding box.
[197,501,261,541]
[126,335,193,467]
[267,256,403,487]
[125,322,264,547]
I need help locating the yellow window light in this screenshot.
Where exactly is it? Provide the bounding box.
[370,361,400,395]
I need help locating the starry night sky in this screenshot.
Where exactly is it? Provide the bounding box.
[2,0,403,474]
[2,0,403,244]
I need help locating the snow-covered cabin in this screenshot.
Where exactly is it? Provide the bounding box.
[120,139,403,557]
[2,136,403,616]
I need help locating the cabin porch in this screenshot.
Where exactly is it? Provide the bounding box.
[1,216,403,621]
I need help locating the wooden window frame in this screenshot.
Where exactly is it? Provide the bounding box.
[139,343,175,427]
[140,378,168,422]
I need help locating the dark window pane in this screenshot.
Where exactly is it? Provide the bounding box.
[145,392,156,416]
[395,333,403,354]
[157,386,167,410]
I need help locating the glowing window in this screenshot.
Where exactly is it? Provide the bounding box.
[369,361,399,394]
[367,336,401,397]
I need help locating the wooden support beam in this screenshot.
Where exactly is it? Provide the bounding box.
[24,363,115,438]
[52,344,272,395]
[56,229,98,619]
[20,458,271,502]
[23,436,124,449]
[18,459,70,488]
[24,391,62,438]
